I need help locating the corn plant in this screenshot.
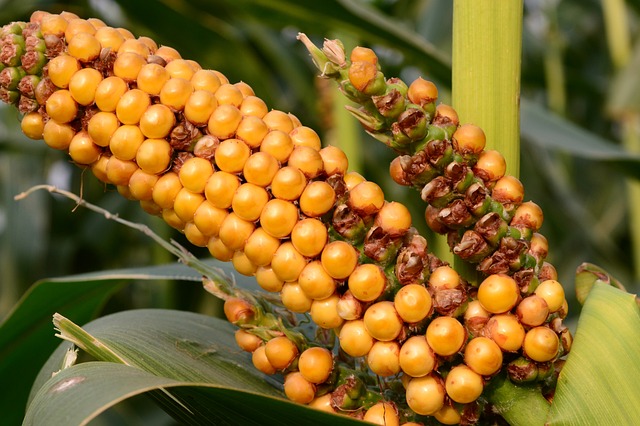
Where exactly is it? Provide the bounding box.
[1,1,639,425]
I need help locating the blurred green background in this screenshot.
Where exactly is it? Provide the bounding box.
[1,0,639,337]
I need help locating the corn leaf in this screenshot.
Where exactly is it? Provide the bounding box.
[546,283,640,424]
[26,310,365,426]
[0,261,225,426]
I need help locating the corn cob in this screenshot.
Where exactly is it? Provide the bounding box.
[1,11,571,424]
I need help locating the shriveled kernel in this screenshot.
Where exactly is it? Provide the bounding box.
[208,104,243,139]
[348,263,386,302]
[218,212,255,251]
[280,282,312,313]
[287,146,324,179]
[399,335,436,378]
[260,199,298,239]
[95,76,128,112]
[244,229,281,267]
[298,260,337,300]
[205,171,241,209]
[113,52,147,82]
[214,138,251,173]
[271,242,307,282]
[136,138,172,174]
[291,218,328,258]
[184,90,218,125]
[243,152,279,187]
[367,341,401,377]
[232,183,269,222]
[137,63,170,95]
[310,293,344,329]
[68,68,103,105]
[116,88,150,124]
[321,241,358,280]
[159,77,193,111]
[263,109,294,133]
[339,319,374,357]
[255,266,285,293]
[299,181,336,217]
[109,125,145,161]
[47,55,80,88]
[260,130,294,163]
[179,157,214,193]
[139,104,176,139]
[190,69,222,93]
[214,83,244,107]
[194,201,228,237]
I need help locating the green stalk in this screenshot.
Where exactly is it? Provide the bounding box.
[452,0,523,176]
[451,0,524,283]
[600,0,640,280]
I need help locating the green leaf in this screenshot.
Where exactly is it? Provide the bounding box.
[25,362,365,426]
[27,310,365,426]
[546,283,640,424]
[574,262,627,305]
[0,262,213,425]
[521,100,640,178]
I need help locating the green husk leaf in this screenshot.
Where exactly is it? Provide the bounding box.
[25,361,365,426]
[574,262,628,305]
[546,283,640,424]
